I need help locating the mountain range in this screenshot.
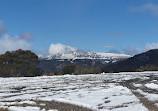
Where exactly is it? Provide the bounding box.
[38,51,130,73]
[39,51,130,60]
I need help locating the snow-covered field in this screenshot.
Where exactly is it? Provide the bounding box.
[1,72,158,111]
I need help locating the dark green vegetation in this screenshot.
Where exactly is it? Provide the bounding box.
[0,49,41,77]
[102,49,158,73]
[0,49,101,77]
[38,59,109,73]
[58,64,101,75]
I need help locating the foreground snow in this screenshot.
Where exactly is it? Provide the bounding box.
[1,72,158,111]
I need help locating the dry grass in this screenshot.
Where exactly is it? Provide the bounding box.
[0,108,9,111]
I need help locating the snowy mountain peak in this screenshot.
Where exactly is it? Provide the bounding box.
[38,52,131,73]
[39,51,131,60]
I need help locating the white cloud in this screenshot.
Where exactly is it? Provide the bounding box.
[49,43,77,55]
[0,20,6,35]
[145,43,158,51]
[19,32,32,40]
[123,46,138,55]
[0,34,31,54]
[0,20,32,54]
[130,4,158,16]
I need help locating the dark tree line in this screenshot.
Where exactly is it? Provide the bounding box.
[58,64,101,75]
[0,49,41,77]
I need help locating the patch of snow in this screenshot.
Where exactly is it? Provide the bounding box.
[39,103,46,106]
[1,72,156,111]
[145,83,158,90]
[136,89,158,101]
[155,103,158,107]
[8,106,45,111]
[48,109,58,111]
[18,100,36,105]
[133,83,143,87]
[110,103,148,111]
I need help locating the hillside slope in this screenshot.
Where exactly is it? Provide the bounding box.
[103,49,158,72]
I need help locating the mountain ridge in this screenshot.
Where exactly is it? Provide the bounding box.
[38,51,131,60]
[103,49,158,72]
[38,51,131,73]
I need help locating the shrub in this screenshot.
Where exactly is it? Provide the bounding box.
[59,64,77,75]
[59,64,101,75]
[136,65,158,72]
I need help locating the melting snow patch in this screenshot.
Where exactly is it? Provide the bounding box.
[136,89,158,102]
[39,103,46,106]
[18,100,36,105]
[145,83,158,90]
[133,83,142,87]
[48,109,58,111]
[110,104,148,111]
[39,86,147,111]
[0,72,155,111]
[8,106,45,111]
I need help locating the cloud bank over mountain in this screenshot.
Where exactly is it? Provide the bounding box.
[145,43,158,51]
[49,43,77,55]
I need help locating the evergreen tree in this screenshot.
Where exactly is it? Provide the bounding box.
[0,49,41,77]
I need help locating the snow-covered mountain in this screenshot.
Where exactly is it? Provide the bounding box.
[39,51,131,60]
[38,51,131,72]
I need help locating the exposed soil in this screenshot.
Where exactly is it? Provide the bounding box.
[1,100,93,111]
[0,108,9,111]
[35,100,93,111]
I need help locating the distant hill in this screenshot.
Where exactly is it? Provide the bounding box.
[103,49,158,72]
[38,51,130,73]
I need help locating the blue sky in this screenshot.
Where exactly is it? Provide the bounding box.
[0,0,158,55]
